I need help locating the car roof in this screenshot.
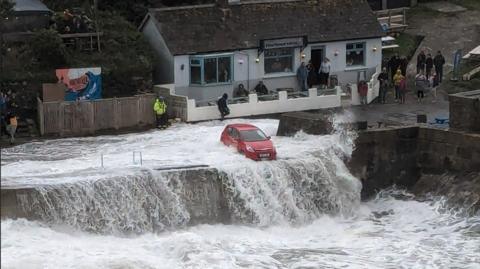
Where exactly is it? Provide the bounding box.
[227,123,259,131]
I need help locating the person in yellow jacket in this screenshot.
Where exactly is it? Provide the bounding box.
[153,97,168,128]
[393,69,405,102]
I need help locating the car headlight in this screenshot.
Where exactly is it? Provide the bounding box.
[246,145,255,153]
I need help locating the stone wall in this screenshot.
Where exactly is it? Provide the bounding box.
[449,90,480,133]
[417,128,480,173]
[348,127,421,199]
[154,86,188,121]
[277,112,333,136]
[349,126,480,202]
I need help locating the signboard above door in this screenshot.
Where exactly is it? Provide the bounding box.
[261,37,306,50]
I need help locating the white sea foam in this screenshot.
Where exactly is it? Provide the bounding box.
[1,119,348,185]
[2,192,479,269]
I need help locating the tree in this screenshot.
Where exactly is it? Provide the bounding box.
[29,29,68,68]
[0,0,14,19]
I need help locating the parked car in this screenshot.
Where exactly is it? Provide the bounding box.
[220,123,277,161]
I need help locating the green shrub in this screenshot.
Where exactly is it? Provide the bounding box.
[29,29,68,68]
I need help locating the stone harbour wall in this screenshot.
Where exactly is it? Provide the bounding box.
[449,90,480,134]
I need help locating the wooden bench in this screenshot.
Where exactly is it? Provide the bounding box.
[375,8,408,33]
[463,66,480,81]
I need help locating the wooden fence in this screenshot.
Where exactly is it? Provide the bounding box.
[37,94,156,137]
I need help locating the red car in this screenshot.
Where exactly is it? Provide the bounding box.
[220,123,277,161]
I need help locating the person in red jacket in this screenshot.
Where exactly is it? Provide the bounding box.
[358,80,368,105]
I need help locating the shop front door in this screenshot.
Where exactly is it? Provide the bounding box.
[311,47,324,75]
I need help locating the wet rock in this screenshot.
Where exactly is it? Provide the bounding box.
[412,172,480,215]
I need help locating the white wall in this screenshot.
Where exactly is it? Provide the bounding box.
[307,38,382,85]
[172,38,382,103]
[186,88,341,122]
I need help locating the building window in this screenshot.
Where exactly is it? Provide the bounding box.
[264,48,294,74]
[346,42,365,66]
[190,55,232,85]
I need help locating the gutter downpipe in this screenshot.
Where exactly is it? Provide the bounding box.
[236,51,250,91]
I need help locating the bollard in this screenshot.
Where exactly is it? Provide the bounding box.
[417,114,427,123]
[101,153,104,168]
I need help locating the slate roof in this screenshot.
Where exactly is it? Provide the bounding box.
[141,0,383,55]
[12,0,52,13]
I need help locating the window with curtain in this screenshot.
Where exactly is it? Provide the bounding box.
[346,42,365,66]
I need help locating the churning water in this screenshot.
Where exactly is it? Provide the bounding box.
[1,119,479,268]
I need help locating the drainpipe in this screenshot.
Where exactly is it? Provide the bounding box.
[236,51,250,91]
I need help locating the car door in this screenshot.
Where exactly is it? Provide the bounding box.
[224,127,236,146]
[230,128,240,147]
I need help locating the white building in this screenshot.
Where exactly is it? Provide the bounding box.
[140,0,384,121]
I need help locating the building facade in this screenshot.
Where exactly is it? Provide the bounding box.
[140,0,384,102]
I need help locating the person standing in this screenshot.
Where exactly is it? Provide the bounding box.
[393,69,404,102]
[358,80,368,105]
[296,62,308,91]
[416,50,426,74]
[425,53,434,79]
[217,93,230,120]
[378,68,389,104]
[153,97,167,128]
[429,72,439,103]
[399,77,407,104]
[415,73,427,103]
[434,51,446,83]
[306,62,317,89]
[6,111,17,145]
[388,54,400,83]
[318,58,331,89]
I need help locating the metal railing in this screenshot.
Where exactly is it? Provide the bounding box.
[100,151,143,168]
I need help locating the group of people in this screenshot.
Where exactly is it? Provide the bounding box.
[53,8,94,34]
[296,58,332,91]
[0,92,18,144]
[377,50,446,104]
[232,81,269,98]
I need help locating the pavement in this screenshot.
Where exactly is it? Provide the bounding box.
[406,1,480,78]
[342,86,449,129]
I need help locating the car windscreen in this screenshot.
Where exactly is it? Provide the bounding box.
[239,129,267,142]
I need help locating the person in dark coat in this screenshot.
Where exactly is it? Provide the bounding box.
[433,51,446,83]
[254,81,268,95]
[217,93,230,120]
[425,53,434,79]
[416,50,426,74]
[233,84,249,98]
[296,62,308,91]
[378,68,389,104]
[388,54,400,82]
[307,62,317,89]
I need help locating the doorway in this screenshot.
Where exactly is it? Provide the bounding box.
[310,47,324,75]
